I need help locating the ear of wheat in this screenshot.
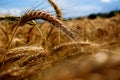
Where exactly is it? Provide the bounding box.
[18,10,74,40]
[0,46,48,78]
[48,0,62,20]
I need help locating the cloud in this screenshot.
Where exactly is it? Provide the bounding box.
[101,0,111,2]
[0,8,21,16]
[101,0,118,3]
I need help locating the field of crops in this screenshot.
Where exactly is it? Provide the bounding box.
[0,1,120,79]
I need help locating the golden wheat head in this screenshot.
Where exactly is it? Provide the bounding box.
[18,10,75,40]
[0,46,48,79]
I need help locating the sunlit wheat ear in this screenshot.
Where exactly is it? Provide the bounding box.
[48,0,62,20]
[0,46,48,78]
[19,10,75,39]
[0,46,44,64]
[53,41,98,51]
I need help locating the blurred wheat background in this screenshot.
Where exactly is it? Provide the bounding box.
[0,0,120,80]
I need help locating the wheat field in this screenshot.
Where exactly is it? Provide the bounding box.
[0,1,120,80]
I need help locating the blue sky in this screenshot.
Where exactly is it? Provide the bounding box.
[0,0,120,18]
